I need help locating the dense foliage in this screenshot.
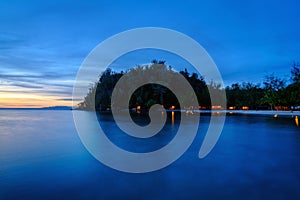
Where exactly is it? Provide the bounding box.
[78,61,300,111]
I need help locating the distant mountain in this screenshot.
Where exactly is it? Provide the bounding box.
[39,106,72,110]
[0,106,72,110]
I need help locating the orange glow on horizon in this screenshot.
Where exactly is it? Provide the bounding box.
[0,92,77,108]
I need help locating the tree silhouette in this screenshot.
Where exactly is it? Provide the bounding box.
[78,61,300,111]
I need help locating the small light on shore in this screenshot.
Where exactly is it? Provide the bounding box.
[242,106,249,110]
[212,105,222,110]
[274,114,278,118]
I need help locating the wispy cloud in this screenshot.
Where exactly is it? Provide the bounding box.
[0,33,25,50]
[8,82,44,89]
[57,98,81,101]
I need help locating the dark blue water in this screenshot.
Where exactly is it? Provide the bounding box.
[0,110,299,199]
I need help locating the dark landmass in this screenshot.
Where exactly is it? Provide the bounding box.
[79,60,300,111]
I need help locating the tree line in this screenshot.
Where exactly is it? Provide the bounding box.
[78,61,300,111]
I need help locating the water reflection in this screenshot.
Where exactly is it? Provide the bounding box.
[1,110,300,199]
[171,111,174,126]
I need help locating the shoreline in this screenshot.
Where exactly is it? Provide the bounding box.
[225,110,300,116]
[1,108,299,117]
[227,110,299,116]
[170,109,300,117]
[95,109,300,117]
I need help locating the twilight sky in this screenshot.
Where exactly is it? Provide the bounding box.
[0,0,299,107]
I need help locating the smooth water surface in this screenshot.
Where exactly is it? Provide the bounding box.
[0,110,299,199]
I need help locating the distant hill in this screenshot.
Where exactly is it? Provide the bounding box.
[0,106,72,110]
[39,106,72,110]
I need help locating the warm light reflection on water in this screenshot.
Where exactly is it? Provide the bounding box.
[171,111,174,126]
[295,116,299,127]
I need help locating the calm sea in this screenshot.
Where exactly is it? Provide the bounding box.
[0,110,299,199]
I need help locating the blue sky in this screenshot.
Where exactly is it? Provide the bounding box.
[0,0,299,107]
